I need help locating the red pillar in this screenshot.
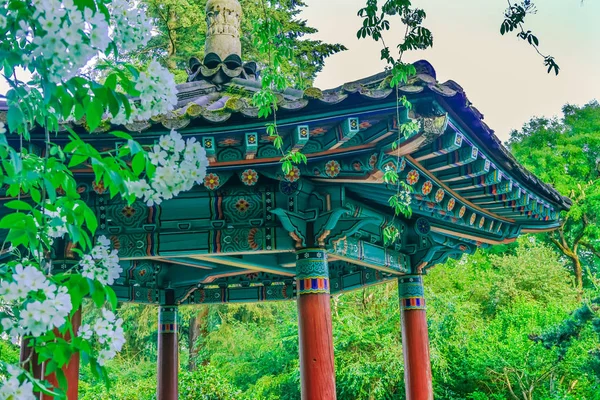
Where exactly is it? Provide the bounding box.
[398,275,433,400]
[20,338,43,382]
[157,299,178,400]
[296,248,336,400]
[42,308,82,400]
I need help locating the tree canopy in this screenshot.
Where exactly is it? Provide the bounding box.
[131,0,347,84]
[509,101,600,292]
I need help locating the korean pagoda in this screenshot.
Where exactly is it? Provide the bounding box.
[1,0,571,399]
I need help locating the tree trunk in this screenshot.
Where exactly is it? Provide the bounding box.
[188,306,209,370]
[572,254,583,300]
[166,9,178,71]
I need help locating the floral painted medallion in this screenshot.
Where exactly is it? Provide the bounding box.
[421,181,433,196]
[434,189,445,203]
[406,170,420,185]
[204,173,220,190]
[241,169,258,186]
[285,167,301,183]
[325,160,341,178]
[447,198,456,211]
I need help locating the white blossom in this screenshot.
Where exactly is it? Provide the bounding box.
[0,122,5,135]
[0,263,73,338]
[80,236,122,285]
[111,61,179,124]
[0,365,36,400]
[126,130,209,206]
[78,308,126,366]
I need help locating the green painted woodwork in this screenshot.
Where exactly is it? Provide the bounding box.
[32,86,566,305]
[423,145,479,172]
[413,131,463,161]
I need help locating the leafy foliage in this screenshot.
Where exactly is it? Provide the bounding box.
[131,0,346,85]
[509,101,600,292]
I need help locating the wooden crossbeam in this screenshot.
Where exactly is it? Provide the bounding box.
[323,117,360,150]
[412,131,463,161]
[244,132,258,159]
[436,159,491,182]
[461,180,513,199]
[202,136,216,163]
[424,145,479,172]
[450,169,503,191]
[290,125,309,152]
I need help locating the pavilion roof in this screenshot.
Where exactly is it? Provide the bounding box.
[0,60,571,212]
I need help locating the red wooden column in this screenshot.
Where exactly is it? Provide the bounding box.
[398,275,433,400]
[157,295,179,400]
[296,248,336,400]
[42,308,82,400]
[20,338,43,381]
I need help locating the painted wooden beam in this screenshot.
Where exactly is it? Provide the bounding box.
[449,169,503,191]
[244,132,258,159]
[288,125,310,152]
[412,131,463,162]
[436,158,491,182]
[328,236,410,275]
[189,255,296,276]
[322,117,360,150]
[470,186,523,207]
[182,283,295,304]
[202,136,216,163]
[423,145,479,172]
[460,180,513,199]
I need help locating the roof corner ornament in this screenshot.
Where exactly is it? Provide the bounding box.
[188,0,258,85]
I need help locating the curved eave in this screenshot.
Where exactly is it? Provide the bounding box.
[0,60,570,215]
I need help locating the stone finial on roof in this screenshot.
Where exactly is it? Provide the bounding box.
[205,0,242,64]
[188,0,258,85]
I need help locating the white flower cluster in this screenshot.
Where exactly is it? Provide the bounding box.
[81,236,122,286]
[78,309,126,366]
[13,0,152,83]
[0,263,72,338]
[0,364,36,400]
[27,0,108,82]
[44,207,68,239]
[109,0,152,52]
[0,122,5,135]
[111,61,179,124]
[398,190,412,207]
[126,130,208,206]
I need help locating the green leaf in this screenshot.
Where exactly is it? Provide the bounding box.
[132,151,145,176]
[7,106,24,133]
[4,200,32,211]
[111,130,133,140]
[68,154,88,168]
[86,98,104,132]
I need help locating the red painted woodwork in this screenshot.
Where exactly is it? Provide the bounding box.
[157,313,178,399]
[20,338,43,380]
[401,308,433,400]
[43,308,82,400]
[297,293,337,400]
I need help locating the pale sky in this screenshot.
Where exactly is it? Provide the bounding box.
[301,0,600,141]
[2,1,598,141]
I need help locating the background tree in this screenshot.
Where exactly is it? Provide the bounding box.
[509,101,600,293]
[131,0,346,84]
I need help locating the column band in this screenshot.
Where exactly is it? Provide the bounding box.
[159,306,178,333]
[296,248,330,295]
[398,275,426,310]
